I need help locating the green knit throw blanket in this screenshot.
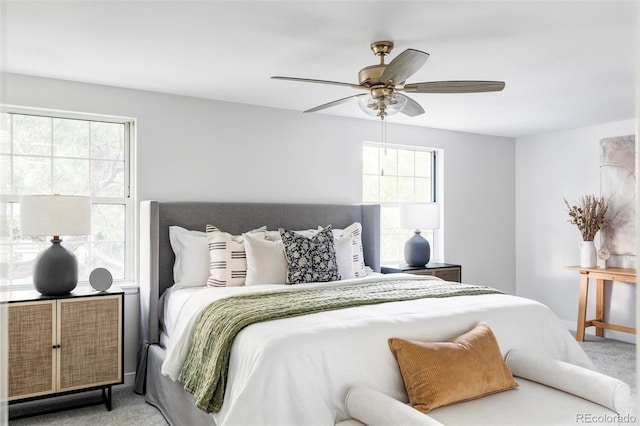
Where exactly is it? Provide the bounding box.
[179,279,502,413]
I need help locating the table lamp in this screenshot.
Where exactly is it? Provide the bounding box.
[20,195,91,296]
[400,203,440,267]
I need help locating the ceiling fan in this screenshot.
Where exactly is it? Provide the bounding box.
[272,41,505,120]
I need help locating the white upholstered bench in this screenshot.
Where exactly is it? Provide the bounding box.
[341,350,632,426]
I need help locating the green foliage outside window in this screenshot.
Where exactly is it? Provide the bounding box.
[1,112,131,286]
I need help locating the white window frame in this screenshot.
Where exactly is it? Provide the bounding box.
[363,141,439,264]
[0,105,136,290]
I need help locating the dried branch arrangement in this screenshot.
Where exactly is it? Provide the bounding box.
[564,194,609,241]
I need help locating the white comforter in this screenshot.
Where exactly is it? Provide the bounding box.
[162,274,593,426]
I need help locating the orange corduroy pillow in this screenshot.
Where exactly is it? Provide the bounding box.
[388,322,518,413]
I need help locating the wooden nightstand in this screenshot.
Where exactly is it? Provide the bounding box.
[5,286,124,418]
[381,262,462,282]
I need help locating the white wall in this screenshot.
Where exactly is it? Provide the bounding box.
[515,119,637,343]
[3,72,516,381]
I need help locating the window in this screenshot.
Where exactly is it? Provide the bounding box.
[1,109,134,288]
[362,142,436,263]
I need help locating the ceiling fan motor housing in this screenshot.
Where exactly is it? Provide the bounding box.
[358,65,386,87]
[359,41,396,87]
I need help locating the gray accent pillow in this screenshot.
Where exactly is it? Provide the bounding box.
[279,225,340,284]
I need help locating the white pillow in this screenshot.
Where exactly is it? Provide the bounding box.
[168,226,209,287]
[206,225,266,287]
[334,234,356,279]
[264,230,282,241]
[264,228,318,241]
[243,232,288,285]
[331,223,368,278]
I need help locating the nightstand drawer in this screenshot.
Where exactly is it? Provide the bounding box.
[381,262,462,283]
[405,267,461,282]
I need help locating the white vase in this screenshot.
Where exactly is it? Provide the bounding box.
[579,241,597,267]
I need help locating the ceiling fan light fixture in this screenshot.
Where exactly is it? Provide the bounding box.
[357,94,407,118]
[357,95,380,116]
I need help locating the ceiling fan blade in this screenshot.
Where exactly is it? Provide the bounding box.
[396,93,425,117]
[404,80,505,93]
[380,49,429,86]
[271,76,365,90]
[304,94,366,113]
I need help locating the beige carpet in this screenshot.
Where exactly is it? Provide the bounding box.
[577,334,637,416]
[8,335,636,425]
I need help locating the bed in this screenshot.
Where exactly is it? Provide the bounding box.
[135,200,596,426]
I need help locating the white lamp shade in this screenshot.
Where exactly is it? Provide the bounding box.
[20,195,91,237]
[400,203,441,230]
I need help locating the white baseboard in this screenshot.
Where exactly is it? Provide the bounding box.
[115,372,136,390]
[560,319,636,344]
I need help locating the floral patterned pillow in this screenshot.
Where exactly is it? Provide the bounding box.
[279,225,340,284]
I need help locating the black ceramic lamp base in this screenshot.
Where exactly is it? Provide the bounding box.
[33,239,78,296]
[404,231,431,267]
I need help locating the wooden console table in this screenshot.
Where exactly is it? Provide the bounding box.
[567,266,636,341]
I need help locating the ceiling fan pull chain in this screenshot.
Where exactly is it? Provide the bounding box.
[383,117,387,155]
[380,115,387,176]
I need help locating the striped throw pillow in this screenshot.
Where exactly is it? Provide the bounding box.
[339,223,367,278]
[206,225,266,287]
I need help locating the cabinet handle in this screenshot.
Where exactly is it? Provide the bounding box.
[51,345,61,349]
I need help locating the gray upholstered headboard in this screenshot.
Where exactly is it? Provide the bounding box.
[135,201,380,393]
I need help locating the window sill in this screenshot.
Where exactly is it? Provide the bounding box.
[0,282,140,295]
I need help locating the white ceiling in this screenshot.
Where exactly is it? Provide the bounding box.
[2,1,638,138]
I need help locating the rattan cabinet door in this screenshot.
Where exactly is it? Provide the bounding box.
[8,301,56,400]
[57,295,123,392]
